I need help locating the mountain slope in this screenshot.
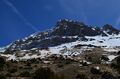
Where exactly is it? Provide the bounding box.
[1,19,120,60]
[5,19,119,51]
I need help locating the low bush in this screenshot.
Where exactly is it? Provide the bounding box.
[111,56,120,73]
[101,72,117,79]
[0,57,6,70]
[0,75,6,79]
[19,71,31,77]
[76,74,88,79]
[90,67,101,74]
[32,67,65,79]
[8,68,17,73]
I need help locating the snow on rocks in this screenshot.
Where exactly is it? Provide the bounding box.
[108,55,118,61]
[95,66,100,70]
[1,34,120,61]
[0,47,6,53]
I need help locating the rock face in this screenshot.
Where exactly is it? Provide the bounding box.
[102,24,120,35]
[52,19,106,36]
[3,19,120,51]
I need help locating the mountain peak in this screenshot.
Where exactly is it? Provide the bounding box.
[56,19,85,27]
[102,24,114,30]
[102,24,120,35]
[2,19,120,51]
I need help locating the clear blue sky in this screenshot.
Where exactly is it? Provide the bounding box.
[0,0,120,47]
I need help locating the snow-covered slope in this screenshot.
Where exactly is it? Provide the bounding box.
[0,19,120,60]
[0,47,6,53]
[1,34,120,61]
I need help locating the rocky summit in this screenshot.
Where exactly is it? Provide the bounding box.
[3,19,120,52]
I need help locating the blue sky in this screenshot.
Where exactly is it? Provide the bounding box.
[0,0,120,47]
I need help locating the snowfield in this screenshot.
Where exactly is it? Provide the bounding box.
[0,34,120,61]
[0,47,5,52]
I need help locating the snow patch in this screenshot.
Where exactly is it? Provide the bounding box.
[108,55,118,61]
